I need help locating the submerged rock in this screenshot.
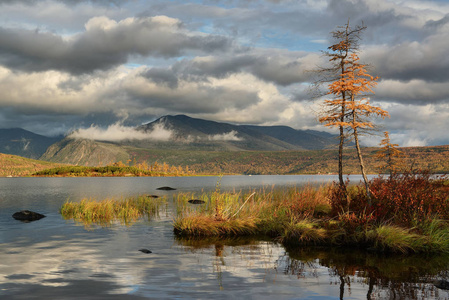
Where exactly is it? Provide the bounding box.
[188,199,205,204]
[12,210,46,222]
[156,186,176,191]
[144,194,160,198]
[139,249,152,254]
[434,280,449,290]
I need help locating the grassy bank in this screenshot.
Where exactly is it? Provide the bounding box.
[34,161,194,177]
[0,153,63,177]
[173,172,449,254]
[60,195,165,227]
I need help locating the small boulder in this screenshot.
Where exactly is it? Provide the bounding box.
[156,186,176,191]
[139,249,152,254]
[188,199,205,204]
[12,210,46,222]
[434,280,449,290]
[144,194,160,198]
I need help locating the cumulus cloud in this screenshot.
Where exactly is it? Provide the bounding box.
[69,122,173,141]
[0,15,232,74]
[376,79,449,104]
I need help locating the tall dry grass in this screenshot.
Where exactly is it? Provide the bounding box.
[61,195,165,227]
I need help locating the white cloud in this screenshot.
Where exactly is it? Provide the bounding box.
[68,123,173,142]
[207,130,242,141]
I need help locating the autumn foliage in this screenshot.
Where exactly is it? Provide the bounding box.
[329,171,449,227]
[374,131,405,176]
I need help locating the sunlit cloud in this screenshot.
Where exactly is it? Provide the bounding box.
[69,123,173,141]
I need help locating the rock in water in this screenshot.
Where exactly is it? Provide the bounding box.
[139,249,152,254]
[156,186,176,191]
[12,210,46,222]
[188,199,205,204]
[434,280,449,290]
[144,194,160,198]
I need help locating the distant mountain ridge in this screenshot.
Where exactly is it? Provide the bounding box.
[0,128,62,159]
[137,115,338,151]
[2,115,338,164]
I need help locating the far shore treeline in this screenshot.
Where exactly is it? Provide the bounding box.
[1,145,448,177]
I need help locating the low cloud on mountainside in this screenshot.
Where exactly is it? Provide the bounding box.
[68,122,243,143]
[69,123,173,142]
[207,130,242,141]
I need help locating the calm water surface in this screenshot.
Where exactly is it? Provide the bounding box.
[1,175,449,299]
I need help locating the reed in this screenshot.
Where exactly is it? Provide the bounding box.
[173,185,331,238]
[61,195,165,227]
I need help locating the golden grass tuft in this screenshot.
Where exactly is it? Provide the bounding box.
[60,195,165,227]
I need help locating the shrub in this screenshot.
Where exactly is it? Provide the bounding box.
[328,171,449,227]
[368,171,449,226]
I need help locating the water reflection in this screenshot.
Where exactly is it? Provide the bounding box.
[284,247,449,299]
[175,236,449,299]
[2,176,449,299]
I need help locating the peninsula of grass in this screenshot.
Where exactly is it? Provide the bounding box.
[60,195,165,227]
[173,172,449,254]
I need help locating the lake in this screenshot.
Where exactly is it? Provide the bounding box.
[1,175,449,299]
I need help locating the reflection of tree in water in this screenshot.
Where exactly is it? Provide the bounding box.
[283,247,449,299]
[175,236,449,299]
[214,243,225,290]
[175,236,273,290]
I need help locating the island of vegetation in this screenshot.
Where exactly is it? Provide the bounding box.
[33,161,194,177]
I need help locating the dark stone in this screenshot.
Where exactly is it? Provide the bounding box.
[156,186,176,191]
[434,280,449,290]
[12,210,46,222]
[188,199,205,204]
[139,248,152,254]
[144,194,160,198]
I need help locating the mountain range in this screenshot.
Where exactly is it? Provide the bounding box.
[2,116,449,175]
[134,115,338,151]
[2,115,339,165]
[0,128,62,159]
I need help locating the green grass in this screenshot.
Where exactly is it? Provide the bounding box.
[60,195,165,227]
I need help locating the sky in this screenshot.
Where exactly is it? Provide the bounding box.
[0,0,448,147]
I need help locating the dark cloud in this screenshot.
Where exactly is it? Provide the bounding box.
[123,71,262,114]
[168,51,319,86]
[364,35,449,84]
[141,67,179,89]
[0,16,233,74]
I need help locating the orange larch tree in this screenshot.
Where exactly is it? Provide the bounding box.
[319,22,389,202]
[317,21,367,191]
[374,131,404,177]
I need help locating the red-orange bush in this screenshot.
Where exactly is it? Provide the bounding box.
[369,171,448,226]
[328,171,448,227]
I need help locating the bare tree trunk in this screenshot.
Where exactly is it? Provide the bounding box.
[353,126,371,204]
[338,123,345,189]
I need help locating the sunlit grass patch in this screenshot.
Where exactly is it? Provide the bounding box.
[173,185,332,238]
[366,225,420,254]
[60,195,165,227]
[173,215,259,236]
[279,219,327,245]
